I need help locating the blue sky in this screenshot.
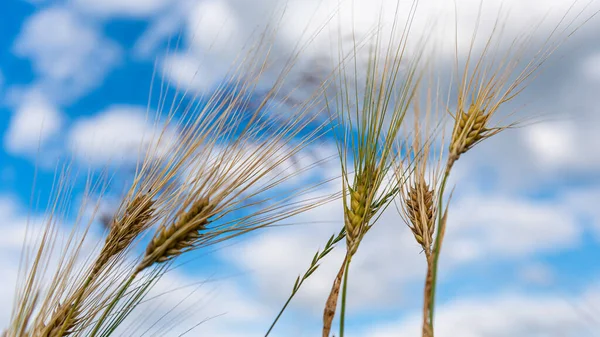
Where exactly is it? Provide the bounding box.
[1,0,600,336]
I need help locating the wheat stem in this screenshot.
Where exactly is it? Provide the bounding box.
[322,253,347,337]
[339,256,351,337]
[88,273,137,337]
[421,255,435,337]
[426,164,451,333]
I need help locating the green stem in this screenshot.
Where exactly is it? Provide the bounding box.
[428,161,453,329]
[89,272,138,337]
[339,257,351,337]
[264,290,297,336]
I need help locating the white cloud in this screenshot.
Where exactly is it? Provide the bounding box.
[582,51,600,80]
[13,6,121,103]
[443,194,581,263]
[364,285,600,337]
[185,0,241,53]
[68,105,176,166]
[159,0,597,95]
[562,187,600,239]
[4,93,64,155]
[132,3,192,58]
[521,116,600,176]
[71,0,174,17]
[161,52,226,92]
[525,122,576,168]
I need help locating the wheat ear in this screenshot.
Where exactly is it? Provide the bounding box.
[96,194,155,275]
[405,178,435,253]
[425,5,593,335]
[44,194,156,337]
[137,197,215,272]
[323,1,425,331]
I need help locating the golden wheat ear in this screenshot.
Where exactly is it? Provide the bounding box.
[319,1,429,335]
[421,4,599,337]
[396,80,446,256]
[447,2,596,167]
[393,78,448,337]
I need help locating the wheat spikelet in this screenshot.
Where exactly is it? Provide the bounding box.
[137,197,215,271]
[94,194,155,275]
[395,80,443,255]
[405,178,435,252]
[344,172,376,256]
[448,104,494,166]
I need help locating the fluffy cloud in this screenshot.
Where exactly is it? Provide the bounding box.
[582,51,600,81]
[443,193,581,263]
[68,105,176,166]
[562,186,600,238]
[525,122,577,168]
[159,0,597,94]
[364,284,600,337]
[4,93,64,155]
[71,0,174,18]
[522,113,600,176]
[13,6,121,103]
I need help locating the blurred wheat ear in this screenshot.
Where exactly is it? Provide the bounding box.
[4,12,341,337]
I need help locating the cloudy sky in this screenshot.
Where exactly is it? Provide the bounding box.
[1,0,600,336]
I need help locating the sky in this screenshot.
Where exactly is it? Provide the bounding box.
[1,0,600,336]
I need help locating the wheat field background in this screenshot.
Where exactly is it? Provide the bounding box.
[0,0,600,336]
